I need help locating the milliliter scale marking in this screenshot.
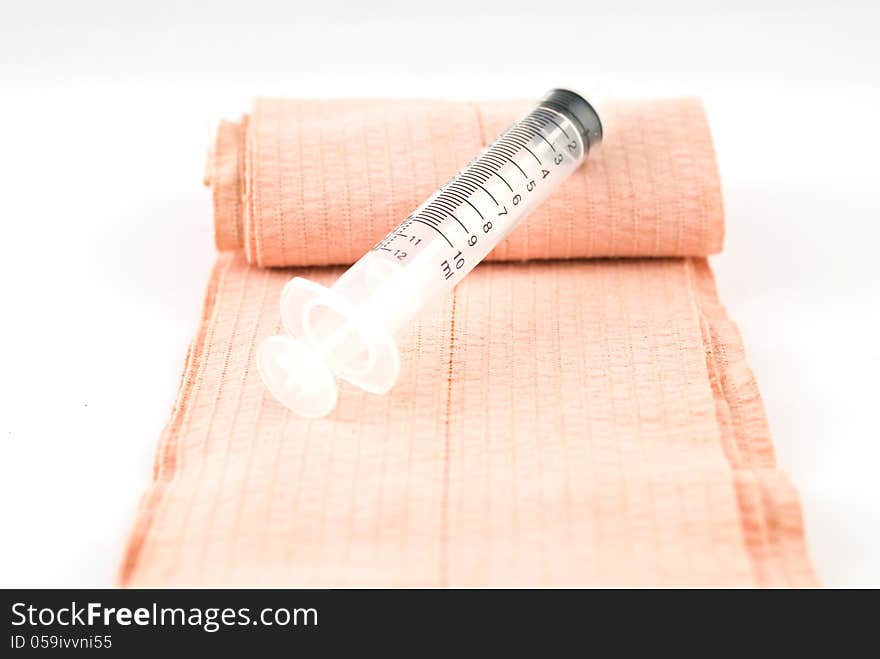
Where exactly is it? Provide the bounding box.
[373,105,589,284]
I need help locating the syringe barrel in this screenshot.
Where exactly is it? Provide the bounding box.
[328,89,603,336]
[266,90,602,417]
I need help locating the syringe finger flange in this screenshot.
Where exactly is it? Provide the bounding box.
[280,277,400,395]
[257,335,338,419]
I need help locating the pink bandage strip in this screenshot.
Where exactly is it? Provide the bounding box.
[120,98,816,586]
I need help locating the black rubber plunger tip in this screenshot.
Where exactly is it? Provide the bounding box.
[541,89,603,148]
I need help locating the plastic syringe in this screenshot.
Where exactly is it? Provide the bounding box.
[258,89,603,417]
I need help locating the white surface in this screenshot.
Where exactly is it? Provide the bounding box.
[1,0,877,587]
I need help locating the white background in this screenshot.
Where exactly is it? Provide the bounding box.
[1,0,877,587]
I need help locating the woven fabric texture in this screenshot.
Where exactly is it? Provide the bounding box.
[120,97,816,587]
[211,98,724,266]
